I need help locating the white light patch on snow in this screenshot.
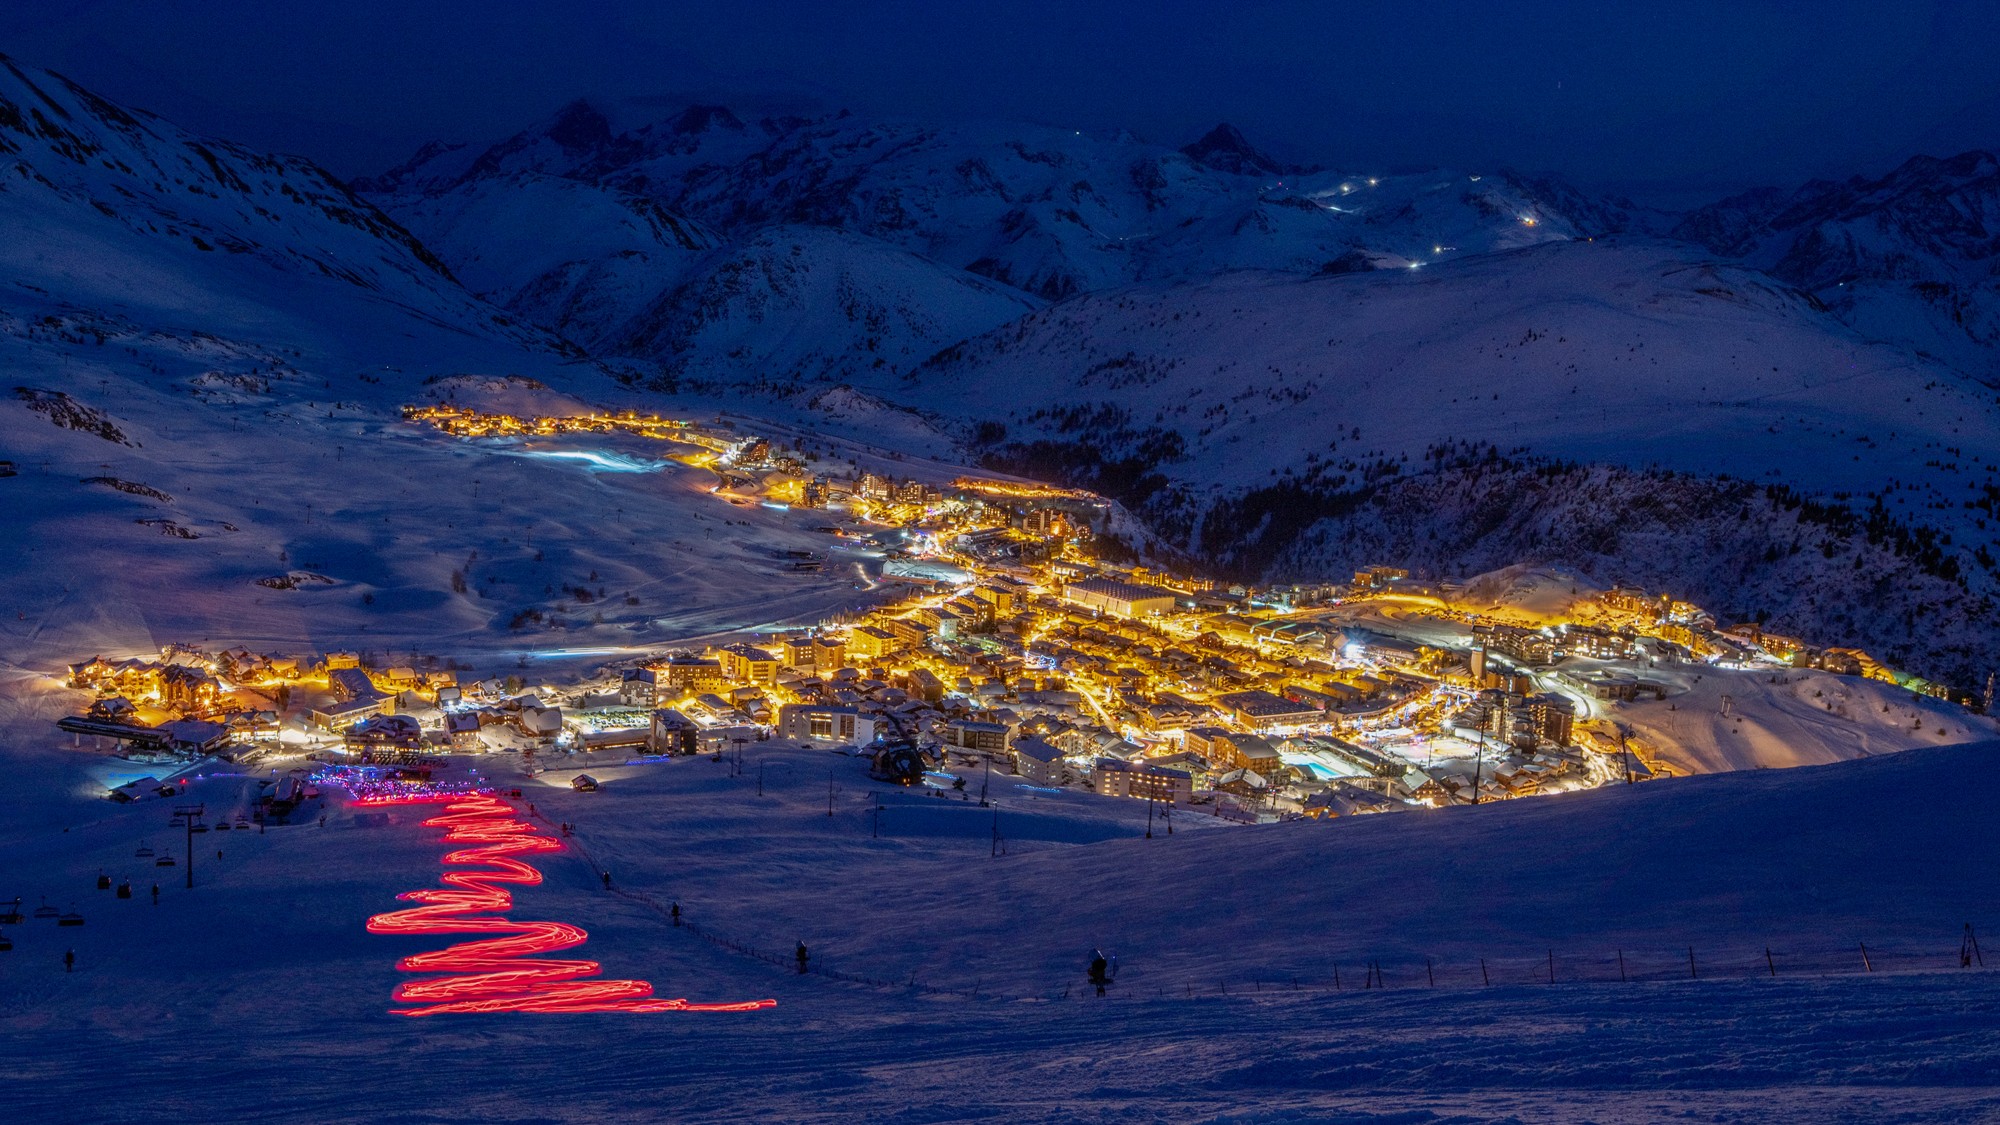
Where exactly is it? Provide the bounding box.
[508,449,666,473]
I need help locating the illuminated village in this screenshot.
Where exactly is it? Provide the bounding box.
[52,406,1972,822]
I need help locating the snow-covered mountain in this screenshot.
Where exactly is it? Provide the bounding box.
[382,173,721,359]
[668,117,1599,296]
[367,101,1043,386]
[1677,150,2000,382]
[606,224,1038,391]
[0,54,556,351]
[365,99,1609,303]
[908,238,2000,686]
[5,695,1997,1122]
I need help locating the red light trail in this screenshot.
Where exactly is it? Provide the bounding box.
[365,791,775,1016]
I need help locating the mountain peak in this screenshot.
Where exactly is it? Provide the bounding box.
[350,139,468,193]
[667,104,746,136]
[1180,122,1286,177]
[543,99,613,152]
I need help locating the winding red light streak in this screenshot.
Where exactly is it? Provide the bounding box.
[365,792,775,1016]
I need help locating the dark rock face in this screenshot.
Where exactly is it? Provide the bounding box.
[1179,123,1288,178]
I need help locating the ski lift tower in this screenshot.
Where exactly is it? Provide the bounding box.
[170,804,207,890]
[1470,727,1486,805]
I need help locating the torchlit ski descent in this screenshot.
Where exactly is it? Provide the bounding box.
[363,789,773,1015]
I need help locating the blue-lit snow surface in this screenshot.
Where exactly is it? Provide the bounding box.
[509,449,666,473]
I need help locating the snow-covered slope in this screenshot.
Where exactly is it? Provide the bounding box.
[379,173,721,353]
[380,173,718,303]
[916,238,1999,496]
[608,224,1039,389]
[1677,150,2000,383]
[910,238,2000,686]
[605,740,2000,997]
[3,700,1995,1122]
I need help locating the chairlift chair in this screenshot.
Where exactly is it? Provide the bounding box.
[0,899,20,925]
[115,881,132,900]
[213,822,231,831]
[32,899,59,919]
[155,856,176,867]
[134,845,154,858]
[96,873,111,890]
[0,930,11,951]
[57,909,84,927]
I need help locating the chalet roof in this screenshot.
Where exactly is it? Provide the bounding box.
[157,718,227,748]
[1012,737,1063,764]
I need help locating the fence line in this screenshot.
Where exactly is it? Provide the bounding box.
[524,806,1994,1006]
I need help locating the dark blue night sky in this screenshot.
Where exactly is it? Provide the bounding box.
[8,0,1998,201]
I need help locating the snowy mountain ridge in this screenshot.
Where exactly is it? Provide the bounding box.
[1,56,453,314]
[365,97,1605,299]
[365,94,2000,393]
[1675,149,2000,381]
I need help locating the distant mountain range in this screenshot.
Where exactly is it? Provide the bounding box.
[360,95,2000,390]
[2,55,1995,688]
